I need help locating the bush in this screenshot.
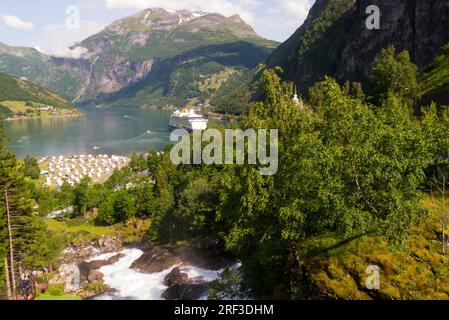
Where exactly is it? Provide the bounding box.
[46,284,65,296]
[97,191,136,225]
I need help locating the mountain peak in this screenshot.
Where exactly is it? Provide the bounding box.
[229,14,244,22]
[99,7,260,40]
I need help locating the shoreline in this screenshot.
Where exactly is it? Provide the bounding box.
[4,112,83,122]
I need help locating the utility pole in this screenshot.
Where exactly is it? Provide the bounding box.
[4,257,11,299]
[5,189,16,297]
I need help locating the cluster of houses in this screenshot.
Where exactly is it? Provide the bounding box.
[39,154,131,188]
[38,105,56,111]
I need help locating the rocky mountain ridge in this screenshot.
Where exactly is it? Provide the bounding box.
[0,8,277,108]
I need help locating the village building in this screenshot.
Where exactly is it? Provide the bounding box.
[39,154,131,188]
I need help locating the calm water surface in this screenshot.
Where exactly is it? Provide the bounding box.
[3,107,172,158]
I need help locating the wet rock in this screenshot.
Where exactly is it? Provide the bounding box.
[79,247,92,259]
[88,271,104,283]
[131,244,235,274]
[88,260,109,270]
[164,267,189,287]
[78,253,124,282]
[58,264,80,292]
[97,235,123,253]
[131,246,182,274]
[106,253,125,265]
[162,283,210,300]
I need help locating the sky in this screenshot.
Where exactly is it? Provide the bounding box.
[0,0,315,56]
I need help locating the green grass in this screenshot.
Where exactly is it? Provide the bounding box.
[421,62,449,96]
[35,294,82,300]
[44,219,117,237]
[0,100,80,119]
[34,284,82,300]
[420,44,449,101]
[1,100,29,112]
[295,194,449,300]
[0,72,72,109]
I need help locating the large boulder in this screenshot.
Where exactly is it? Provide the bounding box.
[106,253,124,265]
[88,260,109,270]
[88,271,104,284]
[162,283,210,300]
[78,253,124,282]
[131,246,182,274]
[131,244,236,274]
[97,236,123,253]
[164,267,189,287]
[59,264,80,292]
[79,247,93,259]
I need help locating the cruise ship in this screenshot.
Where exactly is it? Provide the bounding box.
[169,108,208,131]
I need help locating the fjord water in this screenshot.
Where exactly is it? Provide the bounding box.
[3,107,172,158]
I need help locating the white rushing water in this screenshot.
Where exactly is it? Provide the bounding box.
[90,248,223,300]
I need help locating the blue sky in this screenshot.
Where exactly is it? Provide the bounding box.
[0,0,315,56]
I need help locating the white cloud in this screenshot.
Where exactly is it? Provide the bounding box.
[280,0,313,20]
[43,21,105,56]
[80,4,98,10]
[0,14,34,30]
[251,0,314,41]
[50,46,90,59]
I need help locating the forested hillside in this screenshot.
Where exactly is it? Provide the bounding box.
[0,72,75,119]
[1,48,446,300]
[0,9,277,108]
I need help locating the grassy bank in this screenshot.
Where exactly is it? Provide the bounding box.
[296,194,449,300]
[44,219,117,237]
[35,294,82,300]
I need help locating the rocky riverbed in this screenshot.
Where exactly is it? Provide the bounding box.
[57,238,237,300]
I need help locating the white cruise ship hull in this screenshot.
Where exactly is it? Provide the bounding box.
[169,115,208,131]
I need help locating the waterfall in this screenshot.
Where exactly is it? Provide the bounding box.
[91,248,223,300]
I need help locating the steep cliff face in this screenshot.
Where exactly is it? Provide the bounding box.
[268,0,449,96]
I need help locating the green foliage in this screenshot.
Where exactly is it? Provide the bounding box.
[0,121,63,294]
[0,72,72,109]
[294,194,449,300]
[369,47,420,106]
[298,0,355,56]
[73,177,91,216]
[34,283,82,300]
[101,42,274,109]
[142,148,227,242]
[0,43,85,102]
[216,68,436,297]
[134,182,157,219]
[22,156,40,179]
[211,68,262,115]
[129,153,147,172]
[97,191,136,225]
[421,43,449,104]
[208,268,249,300]
[85,282,110,294]
[46,284,65,296]
[0,104,13,119]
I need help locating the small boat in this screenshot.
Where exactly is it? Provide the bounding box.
[93,146,100,150]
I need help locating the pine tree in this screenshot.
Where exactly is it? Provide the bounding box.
[0,121,60,297]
